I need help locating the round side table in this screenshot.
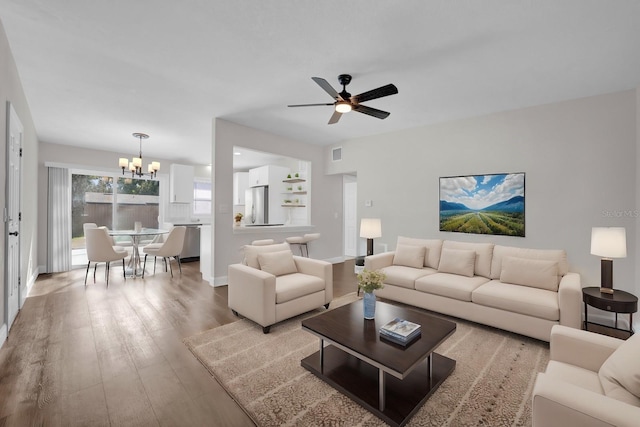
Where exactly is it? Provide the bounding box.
[582,287,637,337]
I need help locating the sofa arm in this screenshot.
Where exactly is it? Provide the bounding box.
[364,252,395,271]
[549,325,622,372]
[228,263,277,327]
[533,372,640,427]
[294,256,333,304]
[558,272,582,329]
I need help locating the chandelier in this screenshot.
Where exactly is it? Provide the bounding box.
[119,133,160,179]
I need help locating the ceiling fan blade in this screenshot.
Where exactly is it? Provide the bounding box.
[312,77,342,100]
[352,104,391,119]
[328,110,342,124]
[350,84,398,104]
[288,103,334,107]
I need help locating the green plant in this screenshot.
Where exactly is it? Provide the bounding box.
[357,269,386,293]
[234,212,243,222]
[295,172,299,177]
[287,174,291,178]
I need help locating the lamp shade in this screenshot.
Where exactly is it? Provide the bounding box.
[591,227,627,258]
[360,218,382,239]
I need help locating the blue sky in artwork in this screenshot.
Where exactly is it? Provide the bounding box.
[440,173,524,210]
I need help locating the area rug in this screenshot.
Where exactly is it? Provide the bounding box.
[184,294,549,426]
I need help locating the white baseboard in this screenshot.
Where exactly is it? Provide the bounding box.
[23,267,41,301]
[212,276,228,287]
[0,323,7,350]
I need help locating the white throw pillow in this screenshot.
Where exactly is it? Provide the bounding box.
[392,244,427,269]
[599,333,640,406]
[499,256,559,291]
[397,236,442,268]
[437,248,476,278]
[243,242,290,269]
[257,250,298,276]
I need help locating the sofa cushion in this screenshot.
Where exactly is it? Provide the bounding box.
[415,273,490,302]
[471,280,559,321]
[442,241,494,278]
[381,265,436,289]
[393,244,427,269]
[438,248,476,277]
[243,242,290,269]
[258,250,297,276]
[599,332,640,406]
[397,236,443,268]
[490,245,568,280]
[545,360,604,394]
[275,273,326,304]
[500,256,559,291]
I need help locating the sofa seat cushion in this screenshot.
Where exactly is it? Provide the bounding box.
[545,360,604,394]
[381,265,436,289]
[415,273,490,302]
[275,273,326,304]
[471,280,559,321]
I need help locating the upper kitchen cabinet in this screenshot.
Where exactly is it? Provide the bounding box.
[170,164,194,203]
[233,172,249,205]
[247,165,289,188]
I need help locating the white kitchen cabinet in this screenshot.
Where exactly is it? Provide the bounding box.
[233,172,249,205]
[248,165,289,187]
[169,164,194,203]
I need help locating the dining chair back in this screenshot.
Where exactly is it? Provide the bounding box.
[84,228,128,287]
[142,226,187,278]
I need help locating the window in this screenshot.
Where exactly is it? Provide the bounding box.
[193,179,212,216]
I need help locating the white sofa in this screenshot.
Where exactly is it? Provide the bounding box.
[365,237,582,341]
[228,242,333,333]
[532,325,640,426]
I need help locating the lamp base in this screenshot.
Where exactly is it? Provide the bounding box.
[600,287,614,294]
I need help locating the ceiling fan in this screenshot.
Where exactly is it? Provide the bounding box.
[288,74,398,124]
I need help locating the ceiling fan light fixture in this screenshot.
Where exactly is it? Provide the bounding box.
[335,101,352,113]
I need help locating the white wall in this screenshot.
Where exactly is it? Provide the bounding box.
[212,119,343,283]
[0,20,39,339]
[326,90,638,296]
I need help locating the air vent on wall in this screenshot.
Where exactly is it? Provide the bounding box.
[332,147,342,162]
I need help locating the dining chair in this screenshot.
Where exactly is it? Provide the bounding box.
[84,228,128,287]
[142,226,186,278]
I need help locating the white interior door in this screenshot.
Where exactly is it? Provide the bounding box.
[6,102,23,330]
[343,175,357,257]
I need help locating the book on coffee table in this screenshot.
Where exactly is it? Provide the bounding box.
[380,317,421,345]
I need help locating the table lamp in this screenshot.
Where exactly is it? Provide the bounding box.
[360,218,382,256]
[590,227,626,294]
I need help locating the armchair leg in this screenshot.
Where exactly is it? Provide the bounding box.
[324,303,330,309]
[85,262,90,286]
[231,310,239,316]
[262,326,271,334]
[153,256,157,274]
[94,263,98,283]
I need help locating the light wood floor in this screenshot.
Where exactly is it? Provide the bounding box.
[0,258,358,426]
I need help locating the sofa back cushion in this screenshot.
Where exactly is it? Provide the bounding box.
[397,236,443,268]
[442,241,494,278]
[243,242,291,269]
[598,333,640,407]
[490,245,568,280]
[438,248,476,277]
[257,250,298,276]
[393,244,427,269]
[499,256,559,291]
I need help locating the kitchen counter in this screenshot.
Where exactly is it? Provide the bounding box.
[233,224,315,234]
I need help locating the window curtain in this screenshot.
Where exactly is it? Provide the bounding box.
[47,167,71,272]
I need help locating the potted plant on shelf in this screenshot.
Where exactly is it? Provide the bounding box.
[357,269,386,319]
[234,212,243,226]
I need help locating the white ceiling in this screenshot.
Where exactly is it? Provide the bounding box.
[1,1,640,166]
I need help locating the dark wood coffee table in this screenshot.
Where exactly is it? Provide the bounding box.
[301,300,456,427]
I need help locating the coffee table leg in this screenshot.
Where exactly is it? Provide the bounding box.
[379,369,385,411]
[428,354,433,388]
[319,339,324,373]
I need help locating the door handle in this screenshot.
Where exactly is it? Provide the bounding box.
[9,231,18,236]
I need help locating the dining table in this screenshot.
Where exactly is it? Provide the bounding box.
[108,228,169,277]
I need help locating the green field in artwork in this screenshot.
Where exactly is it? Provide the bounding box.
[439,211,525,237]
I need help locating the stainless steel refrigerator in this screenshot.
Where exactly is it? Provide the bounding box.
[245,185,269,225]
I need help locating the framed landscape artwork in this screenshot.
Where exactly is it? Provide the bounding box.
[439,172,525,237]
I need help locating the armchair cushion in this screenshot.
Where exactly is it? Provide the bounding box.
[438,248,475,278]
[599,333,640,406]
[258,250,297,276]
[500,256,559,291]
[243,242,290,269]
[393,244,426,269]
[275,273,326,304]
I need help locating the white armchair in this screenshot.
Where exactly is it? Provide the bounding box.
[532,325,640,427]
[228,243,333,333]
